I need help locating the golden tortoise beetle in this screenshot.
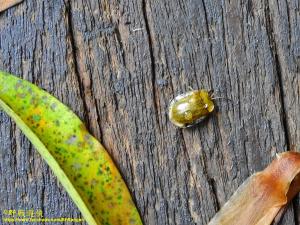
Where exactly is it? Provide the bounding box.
[168,89,215,128]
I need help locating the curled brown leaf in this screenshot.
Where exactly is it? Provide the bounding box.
[208,151,300,225]
[0,0,22,12]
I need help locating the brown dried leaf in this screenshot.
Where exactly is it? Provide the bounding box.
[0,0,22,12]
[208,152,300,225]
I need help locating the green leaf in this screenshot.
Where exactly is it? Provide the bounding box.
[0,71,143,225]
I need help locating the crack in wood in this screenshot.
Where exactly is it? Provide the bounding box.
[265,1,297,224]
[65,0,91,128]
[264,0,290,150]
[142,0,160,127]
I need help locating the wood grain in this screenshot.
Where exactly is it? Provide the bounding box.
[0,0,22,12]
[0,0,299,225]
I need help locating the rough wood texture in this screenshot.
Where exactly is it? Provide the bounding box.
[0,0,299,225]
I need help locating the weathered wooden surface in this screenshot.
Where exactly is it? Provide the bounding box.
[0,0,299,225]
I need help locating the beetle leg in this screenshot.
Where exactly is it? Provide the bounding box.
[208,89,214,97]
[188,86,194,91]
